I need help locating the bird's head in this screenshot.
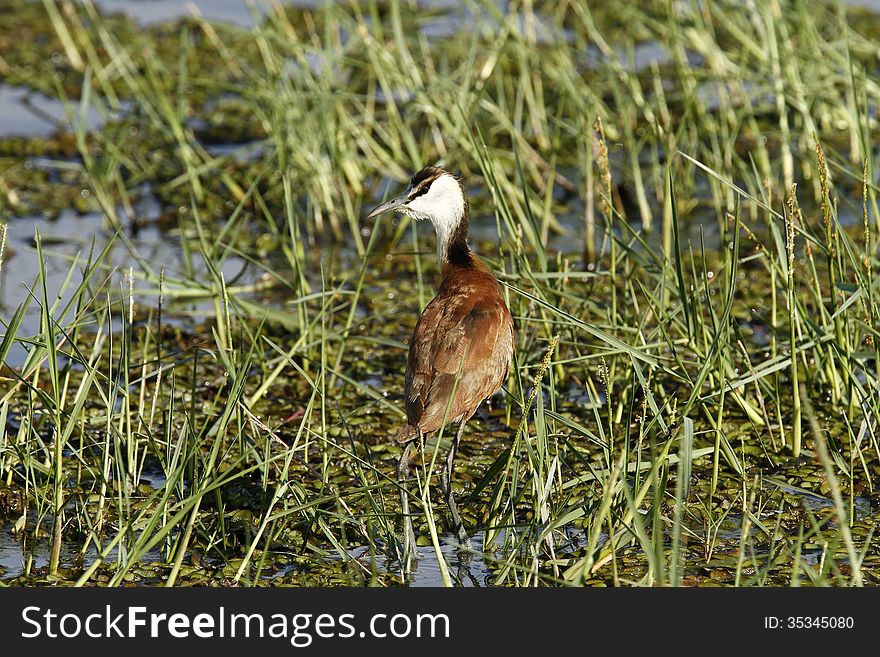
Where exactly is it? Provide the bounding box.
[367,166,469,267]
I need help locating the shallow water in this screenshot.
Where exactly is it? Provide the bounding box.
[90,0,462,27]
[2,0,880,589]
[0,521,170,582]
[0,522,98,579]
[0,84,113,138]
[321,531,493,587]
[408,533,493,587]
[0,508,492,584]
[0,205,254,368]
[90,0,293,27]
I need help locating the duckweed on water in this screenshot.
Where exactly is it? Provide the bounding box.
[1,0,880,587]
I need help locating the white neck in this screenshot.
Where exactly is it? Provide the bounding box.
[430,209,461,267]
[404,174,466,268]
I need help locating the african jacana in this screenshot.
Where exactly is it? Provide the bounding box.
[368,166,514,558]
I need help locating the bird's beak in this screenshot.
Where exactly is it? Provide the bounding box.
[367,192,409,219]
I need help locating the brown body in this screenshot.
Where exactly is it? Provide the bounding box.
[398,254,514,442]
[368,165,513,552]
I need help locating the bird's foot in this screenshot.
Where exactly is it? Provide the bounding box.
[398,514,419,567]
[455,525,472,551]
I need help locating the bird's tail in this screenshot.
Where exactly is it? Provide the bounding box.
[395,424,420,445]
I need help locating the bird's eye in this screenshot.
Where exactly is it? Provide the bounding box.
[409,183,431,200]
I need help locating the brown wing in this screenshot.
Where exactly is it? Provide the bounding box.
[405,280,513,434]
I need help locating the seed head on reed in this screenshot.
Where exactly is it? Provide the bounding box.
[593,117,612,220]
[785,184,799,289]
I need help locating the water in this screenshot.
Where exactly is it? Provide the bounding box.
[0,204,254,368]
[409,532,493,587]
[0,84,113,138]
[0,520,171,581]
[90,0,291,27]
[0,520,99,580]
[2,0,879,588]
[284,531,494,586]
[0,512,491,584]
[89,0,460,27]
[0,527,48,578]
[82,0,880,27]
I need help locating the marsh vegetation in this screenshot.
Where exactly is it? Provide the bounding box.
[1,0,880,586]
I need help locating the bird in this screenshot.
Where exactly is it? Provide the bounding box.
[367,166,514,560]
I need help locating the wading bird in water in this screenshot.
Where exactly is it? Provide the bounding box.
[368,166,514,560]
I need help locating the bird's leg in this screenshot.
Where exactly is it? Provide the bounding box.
[397,439,418,565]
[444,421,471,548]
